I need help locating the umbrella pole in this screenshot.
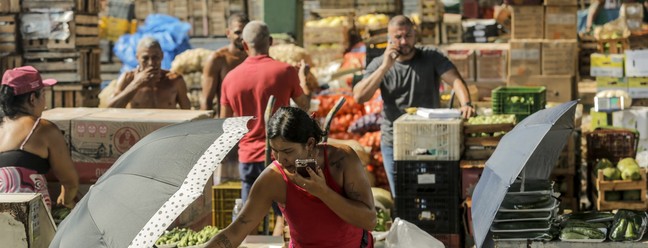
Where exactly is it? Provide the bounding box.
[322,97,346,143]
[520,167,526,192]
[263,95,276,235]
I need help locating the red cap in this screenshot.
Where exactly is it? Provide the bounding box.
[2,66,57,95]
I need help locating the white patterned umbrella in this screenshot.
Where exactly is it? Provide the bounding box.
[50,117,250,248]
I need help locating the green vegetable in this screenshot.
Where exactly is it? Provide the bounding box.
[561,227,605,239]
[560,232,590,240]
[610,219,627,240]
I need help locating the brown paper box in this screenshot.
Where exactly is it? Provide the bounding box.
[542,40,578,75]
[512,6,544,39]
[42,108,106,147]
[0,194,56,248]
[509,40,543,76]
[508,75,575,102]
[545,6,578,39]
[447,49,476,82]
[476,49,508,82]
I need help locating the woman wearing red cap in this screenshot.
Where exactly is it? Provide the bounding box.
[0,66,79,209]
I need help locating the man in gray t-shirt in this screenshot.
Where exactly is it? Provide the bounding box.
[353,15,474,197]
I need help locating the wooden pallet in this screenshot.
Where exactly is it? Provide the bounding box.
[593,168,648,211]
[304,26,349,47]
[442,22,462,44]
[0,14,16,53]
[0,54,21,72]
[23,14,98,51]
[45,83,100,108]
[23,49,101,85]
[75,0,99,14]
[21,0,74,11]
[0,0,20,13]
[100,62,122,82]
[75,14,100,47]
[419,22,441,45]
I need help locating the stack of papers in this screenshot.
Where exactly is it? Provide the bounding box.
[416,108,462,119]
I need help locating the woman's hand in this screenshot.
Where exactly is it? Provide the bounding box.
[289,167,330,199]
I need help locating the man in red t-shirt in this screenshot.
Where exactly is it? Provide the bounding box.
[220,20,310,235]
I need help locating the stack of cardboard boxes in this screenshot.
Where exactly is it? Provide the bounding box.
[507,0,578,103]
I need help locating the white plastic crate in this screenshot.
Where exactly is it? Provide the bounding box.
[394,114,463,161]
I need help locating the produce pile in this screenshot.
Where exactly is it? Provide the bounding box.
[155,226,219,247]
[609,210,648,241]
[268,43,319,95]
[356,14,389,29]
[305,16,349,28]
[555,210,648,242]
[466,114,515,138]
[170,48,213,89]
[595,158,644,201]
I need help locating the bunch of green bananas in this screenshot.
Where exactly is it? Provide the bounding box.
[177,226,220,247]
[155,227,189,246]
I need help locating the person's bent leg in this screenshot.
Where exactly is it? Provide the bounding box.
[380,141,396,197]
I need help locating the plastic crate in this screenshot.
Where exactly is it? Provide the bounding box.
[211,181,276,233]
[212,181,242,229]
[491,86,546,122]
[395,194,462,234]
[393,115,463,161]
[586,128,639,165]
[395,160,461,197]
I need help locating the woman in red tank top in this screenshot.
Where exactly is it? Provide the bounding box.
[207,107,376,248]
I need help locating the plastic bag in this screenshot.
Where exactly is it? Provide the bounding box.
[385,218,444,248]
[113,14,192,73]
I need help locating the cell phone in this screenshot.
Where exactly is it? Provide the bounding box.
[295,159,317,178]
[387,38,400,59]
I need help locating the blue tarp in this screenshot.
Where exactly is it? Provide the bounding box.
[113,14,192,74]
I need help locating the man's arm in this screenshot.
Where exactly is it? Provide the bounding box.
[586,0,604,32]
[353,43,399,104]
[175,76,191,109]
[205,169,278,248]
[292,94,310,112]
[107,72,138,108]
[220,104,234,118]
[441,68,474,119]
[201,53,223,111]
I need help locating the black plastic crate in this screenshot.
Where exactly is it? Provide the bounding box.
[395,194,462,234]
[395,160,460,197]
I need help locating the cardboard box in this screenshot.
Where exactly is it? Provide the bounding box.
[628,77,648,99]
[48,108,213,183]
[0,194,56,248]
[509,40,542,76]
[508,75,575,102]
[446,49,476,82]
[625,50,648,77]
[545,6,578,39]
[512,6,544,39]
[596,77,628,92]
[544,0,578,5]
[612,107,648,140]
[590,53,624,77]
[542,40,577,75]
[42,108,106,147]
[590,108,609,130]
[476,49,508,82]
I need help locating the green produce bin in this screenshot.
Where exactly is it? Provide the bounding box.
[492,86,546,122]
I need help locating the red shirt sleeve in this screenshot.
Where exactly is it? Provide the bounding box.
[220,76,230,106]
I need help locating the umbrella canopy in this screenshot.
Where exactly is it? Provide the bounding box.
[471,101,577,248]
[50,117,251,248]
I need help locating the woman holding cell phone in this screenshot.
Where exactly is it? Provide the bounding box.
[206,106,376,248]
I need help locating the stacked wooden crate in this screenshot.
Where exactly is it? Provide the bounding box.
[18,0,101,108]
[135,0,242,37]
[356,0,401,15]
[507,0,578,104]
[0,0,21,73]
[403,0,443,45]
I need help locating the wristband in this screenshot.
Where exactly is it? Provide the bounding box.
[462,101,473,108]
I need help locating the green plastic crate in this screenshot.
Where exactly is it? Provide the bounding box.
[492,86,546,121]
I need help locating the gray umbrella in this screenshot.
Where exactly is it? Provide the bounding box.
[49,117,250,248]
[471,100,577,248]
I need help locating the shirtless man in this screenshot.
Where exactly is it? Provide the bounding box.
[200,13,250,113]
[107,37,191,109]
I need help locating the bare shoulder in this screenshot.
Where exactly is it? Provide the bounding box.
[116,70,136,87]
[324,143,359,169]
[209,47,230,61]
[37,119,65,139]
